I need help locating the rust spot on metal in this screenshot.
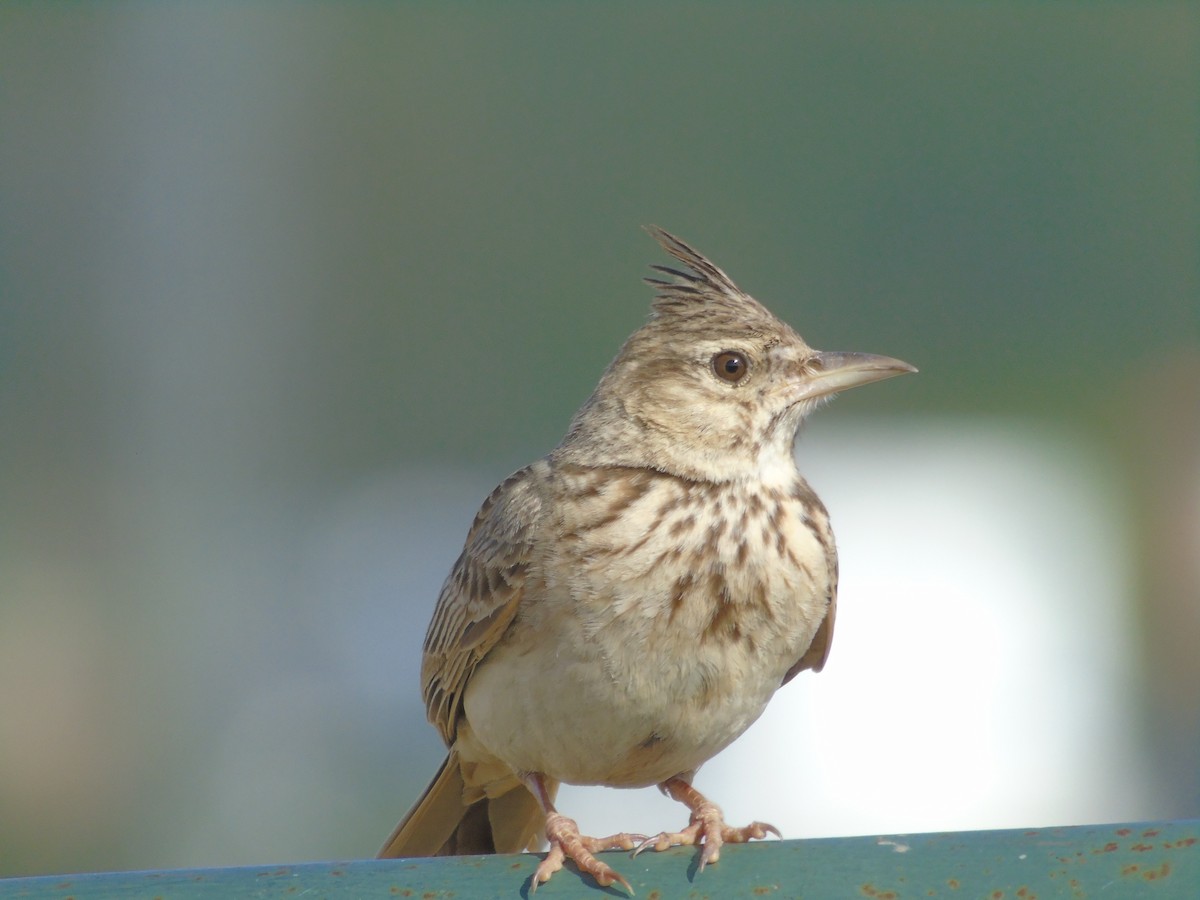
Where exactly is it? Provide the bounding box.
[647,891,662,900]
[1142,861,1171,881]
[752,886,776,896]
[861,885,897,899]
[1142,828,1161,837]
[1093,842,1119,854]
[1169,837,1197,848]
[1116,827,1132,836]
[947,878,960,889]
[1132,842,1154,852]
[1122,864,1140,876]
[990,891,1004,900]
[1015,888,1037,900]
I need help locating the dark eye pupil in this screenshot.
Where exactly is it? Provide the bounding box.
[713,351,748,383]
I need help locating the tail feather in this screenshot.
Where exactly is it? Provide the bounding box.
[378,751,554,858]
[378,752,469,857]
[487,776,556,853]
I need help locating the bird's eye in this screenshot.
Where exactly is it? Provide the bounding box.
[712,351,750,384]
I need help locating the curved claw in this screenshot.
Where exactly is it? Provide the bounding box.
[744,822,782,841]
[630,811,781,871]
[631,822,701,858]
[529,812,639,895]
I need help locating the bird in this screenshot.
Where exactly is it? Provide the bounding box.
[378,226,916,892]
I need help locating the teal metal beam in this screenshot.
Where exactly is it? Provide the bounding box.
[2,821,1196,898]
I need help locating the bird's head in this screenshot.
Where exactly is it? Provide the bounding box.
[558,227,916,483]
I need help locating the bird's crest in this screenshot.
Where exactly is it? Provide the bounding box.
[642,226,775,327]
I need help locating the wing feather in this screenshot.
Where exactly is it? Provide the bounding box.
[783,557,838,683]
[421,464,545,744]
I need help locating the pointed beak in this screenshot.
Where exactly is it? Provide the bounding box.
[793,350,917,402]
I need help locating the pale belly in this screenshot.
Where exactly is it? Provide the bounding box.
[461,477,833,787]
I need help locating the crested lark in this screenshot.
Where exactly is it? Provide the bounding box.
[378,227,916,891]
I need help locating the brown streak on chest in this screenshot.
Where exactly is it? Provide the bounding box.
[697,571,772,649]
[561,465,658,533]
[667,572,695,623]
[700,574,740,644]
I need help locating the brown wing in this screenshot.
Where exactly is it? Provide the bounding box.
[782,557,838,684]
[421,463,545,744]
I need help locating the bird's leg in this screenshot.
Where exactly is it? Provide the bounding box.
[522,772,644,894]
[633,776,780,870]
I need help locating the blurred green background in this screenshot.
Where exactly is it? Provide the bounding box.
[1,2,1197,879]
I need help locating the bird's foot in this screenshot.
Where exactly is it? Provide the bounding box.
[530,812,643,894]
[633,779,779,870]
